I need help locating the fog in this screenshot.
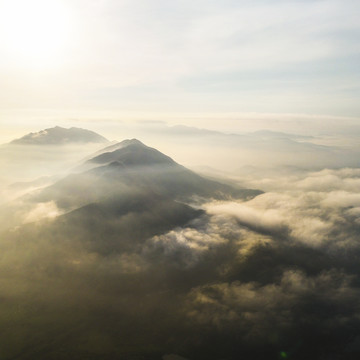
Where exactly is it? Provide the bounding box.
[1,125,360,359]
[85,121,360,173]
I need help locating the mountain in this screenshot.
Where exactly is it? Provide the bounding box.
[88,139,175,167]
[35,139,262,210]
[0,135,265,359]
[10,126,109,145]
[8,138,261,253]
[40,192,202,255]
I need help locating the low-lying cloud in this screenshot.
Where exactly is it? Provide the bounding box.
[1,167,360,359]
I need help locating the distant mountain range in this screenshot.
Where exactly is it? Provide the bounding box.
[10,126,109,145]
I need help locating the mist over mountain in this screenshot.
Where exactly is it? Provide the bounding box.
[1,0,359,356]
[120,123,360,171]
[1,126,360,360]
[32,139,260,212]
[1,139,260,255]
[0,127,110,192]
[10,126,109,145]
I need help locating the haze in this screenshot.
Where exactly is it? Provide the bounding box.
[1,1,360,360]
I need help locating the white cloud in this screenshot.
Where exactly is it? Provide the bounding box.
[23,201,62,223]
[205,168,360,248]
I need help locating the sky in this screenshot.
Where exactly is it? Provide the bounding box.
[0,0,359,140]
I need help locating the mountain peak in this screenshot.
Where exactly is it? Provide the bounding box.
[118,138,144,147]
[87,139,176,167]
[10,126,109,145]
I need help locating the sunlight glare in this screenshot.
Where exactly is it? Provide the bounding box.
[0,0,72,67]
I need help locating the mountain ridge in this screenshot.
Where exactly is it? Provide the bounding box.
[88,140,176,167]
[10,126,109,145]
[34,138,262,210]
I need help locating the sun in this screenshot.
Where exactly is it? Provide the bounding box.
[0,0,72,68]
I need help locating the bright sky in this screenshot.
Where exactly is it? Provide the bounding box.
[0,0,359,139]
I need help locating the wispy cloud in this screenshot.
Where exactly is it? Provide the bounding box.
[0,0,359,119]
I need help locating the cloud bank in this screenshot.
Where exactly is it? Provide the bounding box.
[1,167,360,359]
